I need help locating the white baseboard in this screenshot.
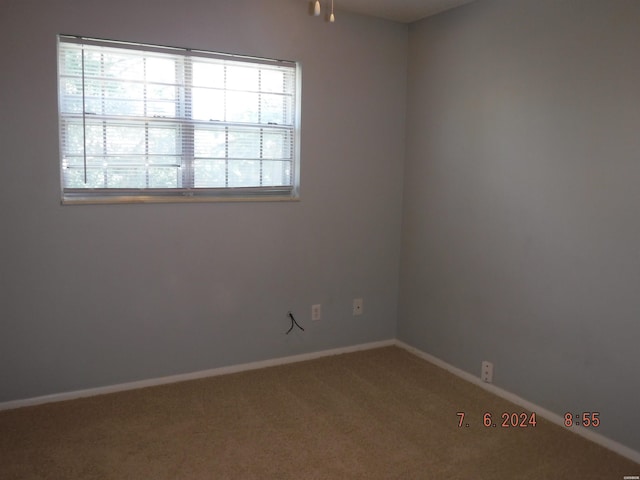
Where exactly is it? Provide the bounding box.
[394,339,640,466]
[4,337,638,465]
[0,339,395,412]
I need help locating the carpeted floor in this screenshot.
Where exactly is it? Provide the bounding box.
[0,346,638,479]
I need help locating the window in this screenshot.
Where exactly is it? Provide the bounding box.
[57,35,300,204]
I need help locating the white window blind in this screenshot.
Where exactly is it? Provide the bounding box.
[57,35,300,203]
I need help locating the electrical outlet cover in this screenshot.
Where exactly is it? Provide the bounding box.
[481,361,493,383]
[353,298,363,316]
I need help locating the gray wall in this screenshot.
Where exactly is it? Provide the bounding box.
[3,0,639,457]
[400,0,640,452]
[0,0,407,402]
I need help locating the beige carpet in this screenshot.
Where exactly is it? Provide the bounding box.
[1,346,638,479]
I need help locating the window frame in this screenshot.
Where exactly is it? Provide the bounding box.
[57,35,301,205]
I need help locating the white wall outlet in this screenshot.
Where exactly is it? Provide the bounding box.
[353,298,363,316]
[312,304,321,321]
[481,361,494,383]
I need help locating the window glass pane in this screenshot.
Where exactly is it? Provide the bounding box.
[146,56,176,83]
[148,166,181,188]
[194,160,227,188]
[81,50,103,78]
[63,123,85,154]
[85,125,105,155]
[227,64,258,91]
[262,130,292,160]
[102,87,144,116]
[107,167,146,188]
[59,77,83,113]
[261,94,287,125]
[227,91,259,123]
[228,160,260,187]
[63,155,104,169]
[262,160,291,186]
[282,96,294,125]
[193,62,225,89]
[147,100,177,117]
[63,123,105,156]
[63,167,105,189]
[105,155,147,167]
[228,129,260,159]
[260,69,285,93]
[106,125,145,154]
[195,128,226,158]
[60,46,83,75]
[192,88,225,121]
[148,126,179,155]
[147,84,177,117]
[102,51,145,81]
[148,155,181,167]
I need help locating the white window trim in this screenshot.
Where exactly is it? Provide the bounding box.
[57,35,301,205]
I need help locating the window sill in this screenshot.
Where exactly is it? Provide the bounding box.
[61,194,300,205]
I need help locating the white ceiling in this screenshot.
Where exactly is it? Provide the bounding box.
[334,0,477,23]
